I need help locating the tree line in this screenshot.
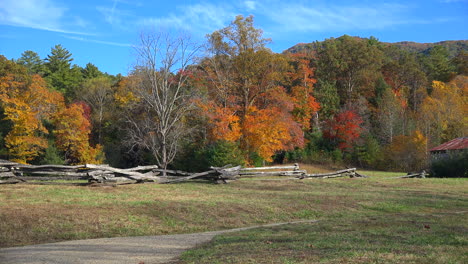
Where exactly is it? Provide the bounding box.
[0,15,466,171]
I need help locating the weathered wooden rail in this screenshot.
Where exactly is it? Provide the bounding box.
[239,163,306,177]
[0,159,241,185]
[0,159,370,185]
[0,161,161,184]
[300,168,364,179]
[390,171,427,179]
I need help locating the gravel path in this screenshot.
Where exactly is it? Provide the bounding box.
[0,220,318,264]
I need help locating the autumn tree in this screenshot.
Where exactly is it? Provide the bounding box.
[419,79,467,146]
[0,65,63,163]
[53,102,103,164]
[384,130,427,171]
[202,15,305,162]
[123,32,199,173]
[1,56,103,164]
[323,110,363,151]
[285,53,320,130]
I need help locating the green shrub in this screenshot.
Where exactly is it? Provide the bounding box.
[32,140,65,165]
[352,135,383,168]
[284,148,305,162]
[174,140,245,172]
[331,148,343,163]
[430,151,468,178]
[204,140,245,168]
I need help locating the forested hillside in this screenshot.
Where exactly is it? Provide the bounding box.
[1,15,466,172]
[286,38,468,58]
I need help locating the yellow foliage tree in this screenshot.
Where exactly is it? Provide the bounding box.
[113,76,139,107]
[242,106,302,162]
[419,79,467,145]
[0,74,63,163]
[385,130,428,171]
[53,103,103,164]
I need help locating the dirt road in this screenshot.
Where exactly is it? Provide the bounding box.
[0,220,318,264]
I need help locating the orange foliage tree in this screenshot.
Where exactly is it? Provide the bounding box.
[53,102,103,164]
[199,15,315,162]
[0,74,63,163]
[286,53,320,130]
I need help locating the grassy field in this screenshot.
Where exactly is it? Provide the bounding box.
[0,164,467,263]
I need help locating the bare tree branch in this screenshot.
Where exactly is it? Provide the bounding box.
[124,31,200,174]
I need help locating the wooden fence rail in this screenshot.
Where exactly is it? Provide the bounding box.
[0,159,371,185]
[389,171,427,179]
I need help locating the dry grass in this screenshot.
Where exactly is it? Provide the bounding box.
[0,163,467,261]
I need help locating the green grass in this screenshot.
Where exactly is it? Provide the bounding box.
[0,165,467,263]
[179,212,467,264]
[174,168,468,264]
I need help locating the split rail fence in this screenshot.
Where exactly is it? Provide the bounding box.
[1,160,369,185]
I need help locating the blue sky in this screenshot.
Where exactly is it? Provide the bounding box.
[1,0,467,75]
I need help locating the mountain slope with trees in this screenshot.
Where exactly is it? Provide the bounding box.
[286,38,468,58]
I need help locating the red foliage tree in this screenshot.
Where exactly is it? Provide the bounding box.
[324,110,363,151]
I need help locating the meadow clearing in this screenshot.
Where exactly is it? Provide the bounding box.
[0,164,466,263]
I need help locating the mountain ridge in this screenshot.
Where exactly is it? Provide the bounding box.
[284,37,468,57]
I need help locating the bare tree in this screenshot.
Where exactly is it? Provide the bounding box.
[125,31,199,174]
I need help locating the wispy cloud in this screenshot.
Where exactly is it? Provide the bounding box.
[130,1,453,40]
[261,2,431,32]
[138,3,235,34]
[97,0,138,31]
[0,0,91,35]
[63,35,132,47]
[440,0,468,3]
[244,1,257,11]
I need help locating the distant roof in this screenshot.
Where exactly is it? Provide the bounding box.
[430,137,468,152]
